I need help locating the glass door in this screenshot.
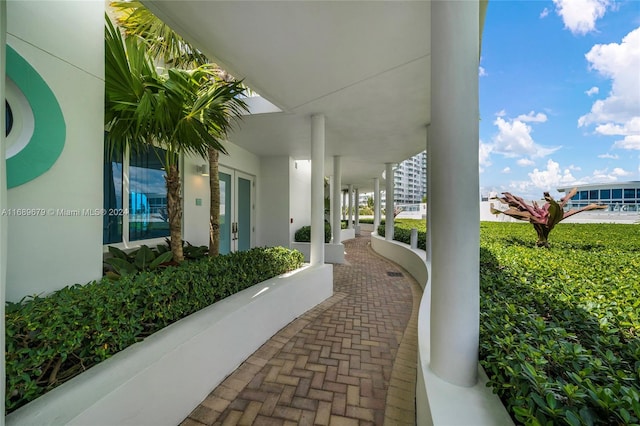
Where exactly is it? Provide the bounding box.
[219,171,232,255]
[218,167,254,254]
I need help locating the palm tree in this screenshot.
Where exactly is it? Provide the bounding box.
[110,1,247,257]
[105,17,245,261]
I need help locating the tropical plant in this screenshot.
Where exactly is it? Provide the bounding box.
[104,244,173,278]
[110,1,248,258]
[490,188,607,247]
[105,16,246,261]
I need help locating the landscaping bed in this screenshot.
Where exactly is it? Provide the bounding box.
[480,222,640,425]
[5,247,304,413]
[376,218,426,250]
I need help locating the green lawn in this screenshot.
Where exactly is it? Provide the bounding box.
[388,220,639,425]
[480,222,639,425]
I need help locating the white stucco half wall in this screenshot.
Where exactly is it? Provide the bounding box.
[6,264,333,426]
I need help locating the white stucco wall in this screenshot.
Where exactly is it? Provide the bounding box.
[258,156,291,247]
[6,1,104,301]
[289,158,312,244]
[182,154,211,247]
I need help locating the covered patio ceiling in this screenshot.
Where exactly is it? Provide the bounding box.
[144,1,432,191]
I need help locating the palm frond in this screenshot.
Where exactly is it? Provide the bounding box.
[111,0,209,69]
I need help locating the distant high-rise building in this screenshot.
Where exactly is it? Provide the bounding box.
[357,151,427,207]
[394,151,426,205]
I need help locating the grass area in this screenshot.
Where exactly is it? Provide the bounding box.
[480,222,640,425]
[386,220,640,424]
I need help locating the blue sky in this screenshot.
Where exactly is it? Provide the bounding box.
[479,0,640,200]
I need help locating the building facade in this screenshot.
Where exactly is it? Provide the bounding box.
[558,181,640,212]
[394,151,427,204]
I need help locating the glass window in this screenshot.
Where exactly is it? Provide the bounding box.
[103,141,171,245]
[580,191,588,200]
[624,188,635,199]
[103,141,123,245]
[612,188,622,199]
[600,189,610,199]
[5,101,13,136]
[129,148,170,241]
[589,190,598,200]
[637,189,640,198]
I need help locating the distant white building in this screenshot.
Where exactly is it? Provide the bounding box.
[394,151,427,204]
[558,181,640,212]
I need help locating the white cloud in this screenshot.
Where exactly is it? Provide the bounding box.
[540,8,550,18]
[598,153,619,159]
[585,86,599,96]
[516,111,548,123]
[517,158,535,167]
[479,66,487,77]
[568,165,582,172]
[613,134,640,150]
[502,167,511,174]
[492,115,560,158]
[479,141,493,172]
[579,28,640,151]
[553,0,610,35]
[591,166,632,182]
[528,159,577,190]
[495,110,507,118]
[612,167,631,176]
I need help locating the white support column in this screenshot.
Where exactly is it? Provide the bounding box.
[1,1,7,420]
[328,175,334,238]
[347,184,353,229]
[429,0,480,387]
[384,163,394,241]
[373,177,380,231]
[354,188,360,226]
[310,114,325,266]
[332,156,342,244]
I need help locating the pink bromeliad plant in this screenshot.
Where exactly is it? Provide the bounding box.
[490,188,607,247]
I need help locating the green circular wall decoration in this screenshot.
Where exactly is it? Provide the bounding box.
[5,45,66,188]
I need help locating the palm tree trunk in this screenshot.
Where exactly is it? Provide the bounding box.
[208,147,220,257]
[165,164,184,261]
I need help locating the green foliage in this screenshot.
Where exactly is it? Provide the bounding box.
[5,247,303,413]
[294,223,331,243]
[104,245,174,278]
[479,222,640,425]
[358,218,385,225]
[359,206,373,216]
[377,219,427,250]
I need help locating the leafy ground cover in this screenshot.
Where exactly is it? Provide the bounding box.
[5,247,303,413]
[376,219,426,250]
[480,222,640,425]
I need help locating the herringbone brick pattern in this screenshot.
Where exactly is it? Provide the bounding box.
[181,233,421,425]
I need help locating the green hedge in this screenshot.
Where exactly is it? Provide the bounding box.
[376,223,427,250]
[5,247,304,413]
[357,218,385,225]
[294,223,332,243]
[480,222,640,425]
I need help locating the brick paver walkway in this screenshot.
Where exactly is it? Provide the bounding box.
[181,233,421,426]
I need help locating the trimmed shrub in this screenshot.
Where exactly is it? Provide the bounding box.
[377,223,427,250]
[294,223,332,243]
[358,218,385,225]
[5,247,304,413]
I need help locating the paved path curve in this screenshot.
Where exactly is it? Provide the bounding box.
[180,233,421,426]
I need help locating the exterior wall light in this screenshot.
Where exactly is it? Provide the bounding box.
[196,164,209,176]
